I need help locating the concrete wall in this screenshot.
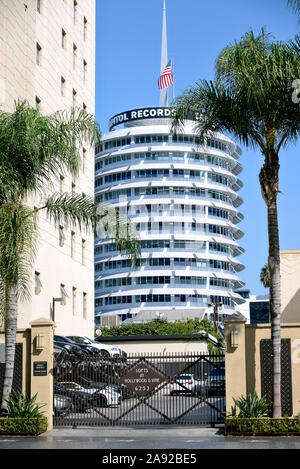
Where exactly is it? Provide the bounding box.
[98,339,208,355]
[281,250,300,324]
[0,319,54,431]
[225,317,300,416]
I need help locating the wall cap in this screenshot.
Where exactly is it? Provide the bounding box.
[224,313,247,324]
[30,318,55,327]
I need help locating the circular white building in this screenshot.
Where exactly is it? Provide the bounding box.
[94,107,245,325]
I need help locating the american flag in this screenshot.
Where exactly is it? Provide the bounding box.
[158,60,174,90]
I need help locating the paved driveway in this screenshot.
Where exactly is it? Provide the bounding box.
[1,426,300,450]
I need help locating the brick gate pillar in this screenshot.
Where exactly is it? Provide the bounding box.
[30,318,54,431]
[224,314,247,413]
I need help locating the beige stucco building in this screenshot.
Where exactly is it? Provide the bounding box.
[0,0,96,336]
[281,250,300,324]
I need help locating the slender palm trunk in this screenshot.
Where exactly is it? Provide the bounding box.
[1,289,18,412]
[260,151,281,418]
[267,200,281,418]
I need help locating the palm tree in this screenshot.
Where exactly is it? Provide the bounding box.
[0,101,140,412]
[172,30,300,417]
[287,0,300,20]
[260,263,270,288]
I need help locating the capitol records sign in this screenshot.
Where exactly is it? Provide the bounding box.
[108,107,178,131]
[120,361,165,396]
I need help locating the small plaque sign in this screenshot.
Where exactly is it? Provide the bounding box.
[120,361,165,396]
[33,361,47,376]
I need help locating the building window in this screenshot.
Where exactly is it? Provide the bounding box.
[61,76,65,97]
[73,0,78,23]
[84,17,87,41]
[36,43,42,65]
[62,29,66,49]
[73,43,77,69]
[71,181,76,194]
[60,284,68,306]
[72,287,77,315]
[60,175,65,194]
[71,231,75,259]
[59,225,65,247]
[83,292,87,319]
[82,239,86,265]
[83,59,87,84]
[35,96,41,111]
[33,206,39,226]
[35,272,42,295]
[82,148,86,173]
[72,89,77,107]
[83,102,87,111]
[37,0,41,13]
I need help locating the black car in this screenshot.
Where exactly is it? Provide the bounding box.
[54,335,86,360]
[65,336,102,356]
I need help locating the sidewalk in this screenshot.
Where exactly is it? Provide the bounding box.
[1,425,300,450]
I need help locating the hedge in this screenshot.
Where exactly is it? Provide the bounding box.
[0,417,48,435]
[225,417,300,436]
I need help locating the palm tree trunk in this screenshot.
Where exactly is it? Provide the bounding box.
[260,152,281,418]
[1,289,18,412]
[267,200,281,418]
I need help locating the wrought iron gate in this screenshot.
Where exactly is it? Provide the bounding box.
[53,352,225,427]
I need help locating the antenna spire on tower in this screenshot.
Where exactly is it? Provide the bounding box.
[159,0,169,107]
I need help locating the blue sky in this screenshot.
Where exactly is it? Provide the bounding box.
[95,0,300,296]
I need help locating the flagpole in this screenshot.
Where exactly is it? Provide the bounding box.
[172,57,175,103]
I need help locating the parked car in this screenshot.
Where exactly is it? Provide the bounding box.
[54,394,73,416]
[59,335,102,357]
[203,367,225,397]
[170,374,202,396]
[54,381,121,408]
[75,375,131,400]
[68,335,126,359]
[54,335,87,360]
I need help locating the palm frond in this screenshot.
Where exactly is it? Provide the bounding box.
[42,192,98,233]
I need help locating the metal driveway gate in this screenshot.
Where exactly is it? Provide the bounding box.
[53,352,225,427]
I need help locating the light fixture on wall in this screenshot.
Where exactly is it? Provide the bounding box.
[35,333,45,351]
[230,329,239,348]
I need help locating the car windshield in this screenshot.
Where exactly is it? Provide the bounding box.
[70,337,87,344]
[84,337,96,344]
[55,336,74,344]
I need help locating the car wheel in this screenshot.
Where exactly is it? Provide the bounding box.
[170,391,176,396]
[94,394,108,408]
[100,350,111,358]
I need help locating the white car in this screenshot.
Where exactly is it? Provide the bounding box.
[170,374,202,396]
[57,381,121,407]
[67,336,125,358]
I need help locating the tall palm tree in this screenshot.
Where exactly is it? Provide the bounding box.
[287,0,300,20]
[172,30,300,417]
[260,263,270,288]
[0,101,140,412]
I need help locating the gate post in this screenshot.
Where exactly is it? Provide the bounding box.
[224,314,247,414]
[30,318,54,431]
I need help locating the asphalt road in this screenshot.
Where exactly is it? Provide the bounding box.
[54,392,225,426]
[1,426,300,452]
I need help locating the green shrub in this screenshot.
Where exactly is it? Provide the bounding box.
[5,391,45,418]
[225,417,300,435]
[228,392,271,418]
[0,417,48,435]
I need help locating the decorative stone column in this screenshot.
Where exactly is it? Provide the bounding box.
[30,318,54,431]
[224,314,247,414]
